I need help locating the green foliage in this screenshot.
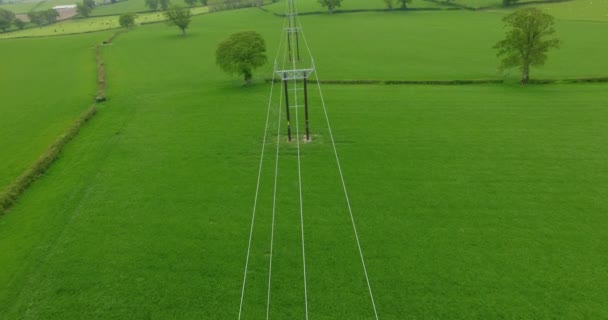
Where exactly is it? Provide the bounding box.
[494,8,560,84]
[160,0,171,10]
[397,0,411,8]
[502,0,518,6]
[119,12,136,29]
[27,11,44,27]
[84,0,96,8]
[0,8,15,32]
[0,106,97,213]
[77,3,92,17]
[45,9,59,23]
[184,0,197,6]
[164,4,191,35]
[216,31,266,85]
[13,17,26,29]
[383,0,394,9]
[318,0,343,13]
[145,0,159,10]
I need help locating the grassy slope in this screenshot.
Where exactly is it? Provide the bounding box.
[1,7,608,319]
[0,1,39,13]
[91,0,159,16]
[0,32,110,189]
[295,10,608,80]
[0,6,207,38]
[265,0,444,14]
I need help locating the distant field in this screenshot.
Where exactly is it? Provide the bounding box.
[264,0,444,14]
[1,2,608,320]
[0,0,38,13]
[91,0,157,16]
[0,31,110,190]
[0,6,208,38]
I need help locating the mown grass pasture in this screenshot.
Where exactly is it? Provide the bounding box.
[0,0,607,319]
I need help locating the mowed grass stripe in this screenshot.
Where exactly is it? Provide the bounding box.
[1,5,608,320]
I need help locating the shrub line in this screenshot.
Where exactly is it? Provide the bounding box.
[265,76,608,85]
[96,30,123,102]
[0,105,98,214]
[0,30,122,215]
[260,6,461,17]
[265,78,503,85]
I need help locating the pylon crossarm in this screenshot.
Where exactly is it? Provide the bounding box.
[274,68,315,80]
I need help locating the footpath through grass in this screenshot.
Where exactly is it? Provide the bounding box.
[1,8,607,318]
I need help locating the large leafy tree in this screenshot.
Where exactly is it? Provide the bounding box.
[397,0,411,8]
[13,17,26,29]
[43,9,59,24]
[164,4,191,35]
[494,8,560,84]
[159,0,171,10]
[0,8,15,32]
[77,3,92,17]
[119,12,136,29]
[383,0,395,10]
[318,0,342,13]
[216,31,267,85]
[145,0,160,10]
[28,12,44,27]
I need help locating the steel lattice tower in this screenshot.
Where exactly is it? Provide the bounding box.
[274,0,315,141]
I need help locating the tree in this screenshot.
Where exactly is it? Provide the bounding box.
[383,0,395,10]
[77,3,92,17]
[199,0,208,4]
[494,8,560,84]
[0,8,15,32]
[216,31,267,85]
[318,0,342,13]
[145,0,159,10]
[503,0,518,6]
[164,5,191,35]
[397,0,411,8]
[43,9,59,24]
[13,17,26,30]
[119,12,136,29]
[159,0,171,10]
[184,0,197,6]
[84,0,96,8]
[28,12,44,27]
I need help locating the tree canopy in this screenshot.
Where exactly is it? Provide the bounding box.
[216,31,267,85]
[397,0,412,8]
[145,0,160,11]
[0,8,15,32]
[164,4,191,35]
[494,8,560,84]
[119,13,136,29]
[318,0,342,13]
[77,3,92,17]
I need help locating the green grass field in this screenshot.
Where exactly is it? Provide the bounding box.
[0,6,208,38]
[0,1,38,13]
[1,0,607,319]
[0,31,110,189]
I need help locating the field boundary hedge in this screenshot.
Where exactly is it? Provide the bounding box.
[258,6,461,17]
[96,30,124,101]
[265,78,504,85]
[0,105,98,214]
[265,76,608,85]
[0,30,122,215]
[422,0,573,11]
